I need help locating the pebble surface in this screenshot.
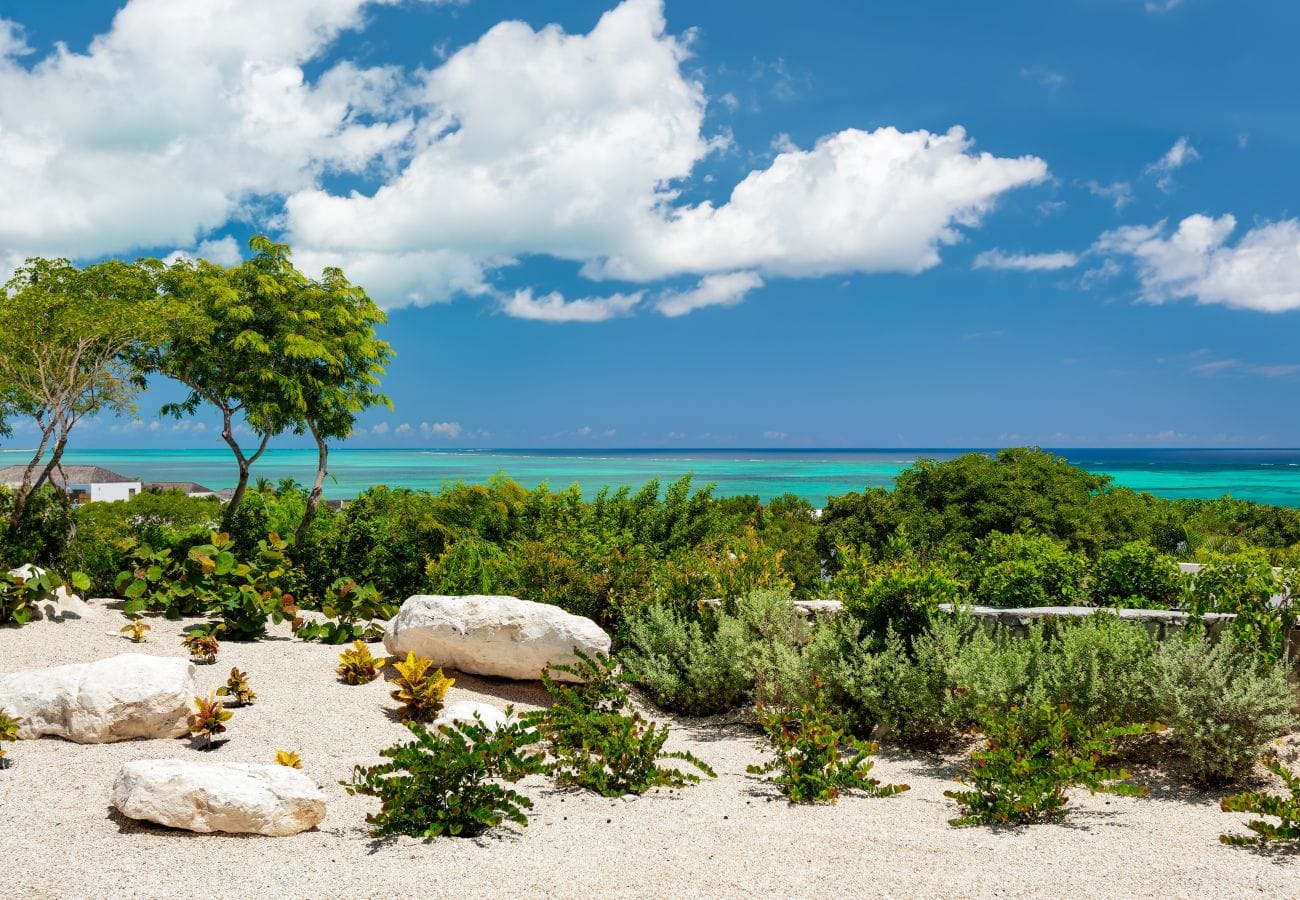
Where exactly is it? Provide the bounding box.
[2,606,1298,899]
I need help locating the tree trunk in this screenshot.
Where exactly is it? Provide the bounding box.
[295,419,327,547]
[219,409,271,531]
[9,422,56,531]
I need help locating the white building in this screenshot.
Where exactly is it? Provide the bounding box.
[145,481,218,499]
[0,464,142,504]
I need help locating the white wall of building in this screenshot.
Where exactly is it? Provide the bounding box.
[87,482,140,503]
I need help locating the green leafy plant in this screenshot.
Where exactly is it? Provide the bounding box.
[181,629,219,664]
[294,577,397,643]
[187,693,232,749]
[1220,754,1300,846]
[119,615,151,643]
[215,667,256,707]
[945,703,1160,827]
[116,541,205,618]
[345,717,547,839]
[747,696,910,804]
[528,650,715,797]
[0,707,21,769]
[1185,552,1296,662]
[275,749,303,769]
[389,651,454,723]
[337,639,387,684]
[1153,634,1296,783]
[0,566,91,626]
[199,532,298,642]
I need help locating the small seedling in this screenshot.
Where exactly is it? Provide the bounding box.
[216,667,256,707]
[337,640,386,685]
[120,616,151,643]
[187,693,232,749]
[0,707,21,770]
[275,750,303,769]
[390,652,454,723]
[181,630,220,664]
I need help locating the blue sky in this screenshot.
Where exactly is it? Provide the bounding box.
[1,0,1298,448]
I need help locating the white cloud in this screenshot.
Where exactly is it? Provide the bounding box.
[371,421,390,435]
[164,236,244,267]
[1,0,1049,321]
[654,271,763,317]
[1019,66,1065,90]
[1144,136,1199,192]
[1145,0,1184,12]
[420,420,461,438]
[762,431,788,440]
[1095,213,1300,312]
[0,0,433,261]
[500,288,642,323]
[973,249,1079,271]
[1192,359,1300,378]
[1085,180,1133,211]
[394,422,412,435]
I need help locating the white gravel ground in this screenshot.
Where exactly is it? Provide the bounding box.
[2,607,1299,899]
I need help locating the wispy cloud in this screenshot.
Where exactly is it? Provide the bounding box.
[1019,65,1065,90]
[1192,358,1300,378]
[1144,136,1199,192]
[500,288,642,323]
[1084,180,1134,211]
[973,249,1079,271]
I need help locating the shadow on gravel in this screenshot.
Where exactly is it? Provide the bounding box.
[106,805,283,840]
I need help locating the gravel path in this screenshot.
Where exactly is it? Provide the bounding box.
[2,608,1298,899]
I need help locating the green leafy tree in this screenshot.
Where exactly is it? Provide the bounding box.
[0,257,170,529]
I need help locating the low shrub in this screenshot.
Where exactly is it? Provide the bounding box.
[946,703,1159,827]
[181,629,219,664]
[529,651,714,797]
[747,696,909,804]
[337,640,386,684]
[293,577,395,644]
[966,532,1088,608]
[345,718,547,839]
[1185,552,1296,662]
[1089,541,1183,608]
[621,590,808,716]
[1220,755,1300,845]
[216,667,256,707]
[187,694,232,750]
[1033,614,1158,728]
[829,546,962,650]
[0,567,90,626]
[1153,634,1296,783]
[389,652,454,723]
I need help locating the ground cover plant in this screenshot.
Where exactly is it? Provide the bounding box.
[945,703,1160,827]
[1220,755,1300,846]
[345,718,547,839]
[529,651,714,797]
[747,694,909,804]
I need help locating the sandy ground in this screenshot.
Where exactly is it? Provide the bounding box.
[2,607,1300,900]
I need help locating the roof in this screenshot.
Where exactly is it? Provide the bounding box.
[145,481,216,494]
[0,464,138,485]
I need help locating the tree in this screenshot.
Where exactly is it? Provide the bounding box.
[0,257,170,529]
[149,242,302,524]
[280,260,392,545]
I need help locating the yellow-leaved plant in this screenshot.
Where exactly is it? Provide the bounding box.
[275,750,303,769]
[120,616,150,643]
[390,651,453,723]
[0,707,21,769]
[337,640,386,685]
[188,694,232,749]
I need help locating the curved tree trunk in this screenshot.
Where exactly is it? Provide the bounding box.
[219,407,271,531]
[296,419,327,547]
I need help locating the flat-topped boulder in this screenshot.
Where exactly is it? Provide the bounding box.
[112,759,326,836]
[0,653,195,743]
[384,594,611,682]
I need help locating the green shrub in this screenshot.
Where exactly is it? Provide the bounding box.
[1220,756,1300,846]
[966,532,1087,608]
[1034,615,1159,728]
[1090,541,1183,608]
[424,536,517,596]
[528,651,714,797]
[1153,634,1296,783]
[116,541,207,618]
[293,577,396,644]
[200,533,299,641]
[829,547,962,649]
[946,703,1158,827]
[621,590,808,716]
[0,706,21,769]
[345,717,547,839]
[747,697,909,804]
[1185,552,1296,662]
[0,566,90,626]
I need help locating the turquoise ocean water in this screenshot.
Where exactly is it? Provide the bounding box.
[11,448,1300,507]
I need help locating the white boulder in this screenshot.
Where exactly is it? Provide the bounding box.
[433,700,511,732]
[384,594,611,682]
[0,653,195,743]
[112,759,326,836]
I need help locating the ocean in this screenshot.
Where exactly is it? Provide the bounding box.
[11,447,1300,507]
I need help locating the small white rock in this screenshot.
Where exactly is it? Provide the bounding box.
[432,700,511,732]
[112,759,326,836]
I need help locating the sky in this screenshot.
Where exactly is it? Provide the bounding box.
[1,0,1298,449]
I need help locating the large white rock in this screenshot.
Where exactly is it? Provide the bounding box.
[112,759,326,836]
[433,700,511,732]
[0,653,195,743]
[384,594,611,682]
